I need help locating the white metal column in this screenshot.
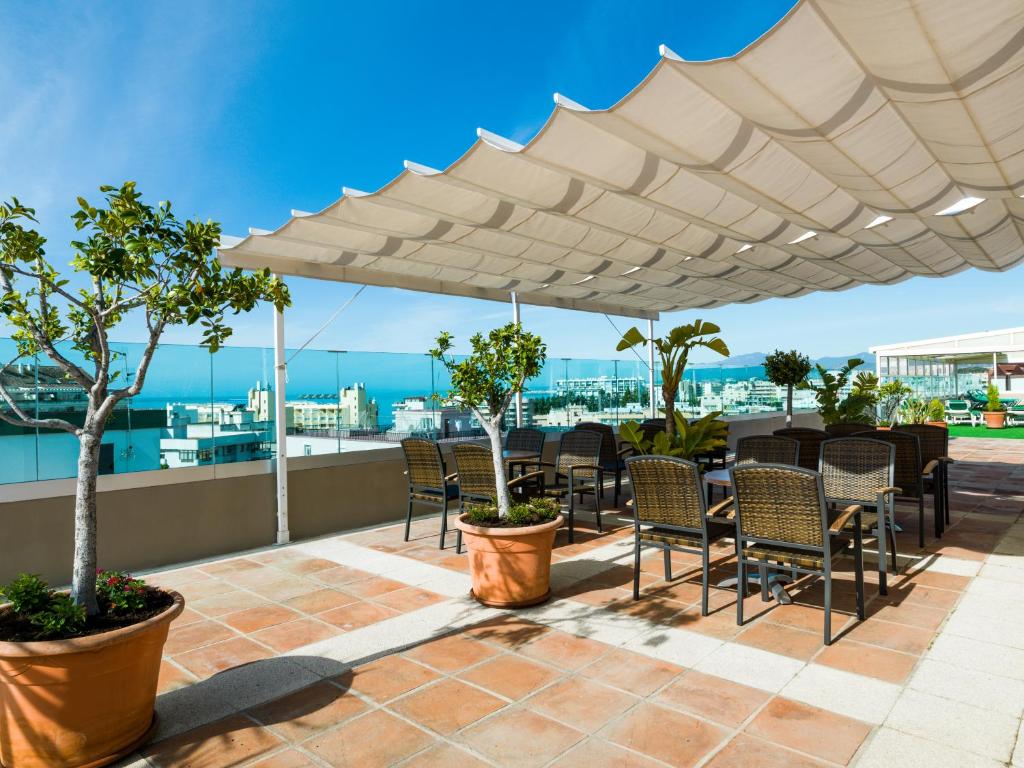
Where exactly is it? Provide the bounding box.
[273,295,290,545]
[511,292,524,428]
[647,318,656,419]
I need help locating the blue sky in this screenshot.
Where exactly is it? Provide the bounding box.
[2,1,1021,365]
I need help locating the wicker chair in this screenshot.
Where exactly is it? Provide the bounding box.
[525,429,604,544]
[772,427,829,472]
[693,419,729,472]
[894,424,952,533]
[819,438,900,594]
[825,423,876,438]
[735,435,800,466]
[731,464,865,644]
[451,443,546,554]
[854,430,929,548]
[625,456,735,614]
[504,427,546,479]
[401,438,459,549]
[575,421,631,506]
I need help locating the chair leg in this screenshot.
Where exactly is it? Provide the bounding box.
[663,546,672,581]
[736,555,745,626]
[824,573,832,646]
[568,495,575,544]
[876,512,888,597]
[944,466,951,525]
[614,469,621,508]
[439,499,448,550]
[633,534,641,600]
[707,482,713,504]
[456,526,463,555]
[701,545,710,616]
[888,523,899,574]
[854,526,865,620]
[759,564,770,602]
[918,497,925,549]
[404,496,413,542]
[594,473,603,533]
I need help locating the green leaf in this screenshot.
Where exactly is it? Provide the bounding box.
[616,326,646,351]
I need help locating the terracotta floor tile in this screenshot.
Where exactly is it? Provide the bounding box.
[307,709,435,768]
[164,619,237,655]
[273,556,340,575]
[519,630,610,670]
[144,714,283,767]
[350,655,441,702]
[318,600,399,631]
[247,749,318,768]
[656,671,771,728]
[173,636,275,679]
[222,604,302,634]
[581,648,683,696]
[458,708,584,768]
[250,618,340,652]
[401,743,491,767]
[705,734,828,768]
[736,621,823,661]
[840,617,934,655]
[200,557,265,576]
[460,654,562,700]
[284,588,359,615]
[314,564,374,586]
[881,583,960,610]
[171,606,205,627]
[672,605,744,640]
[762,603,840,635]
[549,738,666,767]
[746,697,871,765]
[391,678,506,735]
[149,566,213,589]
[464,616,551,650]
[601,702,728,768]
[248,680,367,741]
[248,576,321,603]
[814,641,919,684]
[403,633,501,673]
[341,575,408,598]
[896,570,970,591]
[189,589,269,618]
[527,676,638,732]
[865,599,948,630]
[372,586,447,612]
[157,660,197,695]
[175,577,237,602]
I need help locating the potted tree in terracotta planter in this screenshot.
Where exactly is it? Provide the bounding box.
[983,383,1007,429]
[763,349,812,427]
[926,398,947,428]
[0,185,288,768]
[878,379,913,428]
[431,322,555,608]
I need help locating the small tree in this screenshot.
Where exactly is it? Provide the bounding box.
[430,323,546,517]
[0,184,289,614]
[763,349,812,427]
[617,320,729,443]
[878,379,913,426]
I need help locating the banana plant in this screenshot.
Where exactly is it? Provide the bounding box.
[620,411,728,460]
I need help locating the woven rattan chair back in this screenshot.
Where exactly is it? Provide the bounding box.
[825,423,876,438]
[505,427,545,455]
[626,455,705,529]
[820,437,894,506]
[401,438,446,489]
[575,422,617,469]
[772,428,829,472]
[854,430,922,499]
[732,464,827,549]
[893,424,948,470]
[555,429,602,479]
[735,435,799,466]
[452,443,496,501]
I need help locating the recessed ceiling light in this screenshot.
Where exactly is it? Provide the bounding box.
[736,243,753,253]
[788,231,817,245]
[621,266,642,275]
[935,197,985,216]
[864,215,893,229]
[573,275,596,284]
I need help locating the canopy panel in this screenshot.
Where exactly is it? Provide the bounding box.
[220,0,1024,320]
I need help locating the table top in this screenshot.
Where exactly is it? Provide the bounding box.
[704,468,732,487]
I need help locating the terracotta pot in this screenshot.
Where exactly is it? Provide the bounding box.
[926,421,948,428]
[0,591,184,768]
[455,515,563,608]
[984,411,1006,429]
[876,425,892,431]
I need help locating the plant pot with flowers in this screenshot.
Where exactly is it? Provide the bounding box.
[431,323,555,608]
[983,383,1007,429]
[0,185,288,768]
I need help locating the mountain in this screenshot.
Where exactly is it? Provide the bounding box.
[691,351,875,370]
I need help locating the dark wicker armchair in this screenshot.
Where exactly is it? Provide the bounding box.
[894,424,952,533]
[400,438,459,549]
[505,427,545,456]
[819,437,899,594]
[772,427,829,472]
[854,430,929,547]
[735,435,800,466]
[731,464,865,645]
[626,456,734,614]
[575,421,631,506]
[824,423,876,438]
[525,429,604,544]
[451,443,546,554]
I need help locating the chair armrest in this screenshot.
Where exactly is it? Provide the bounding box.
[617,445,633,458]
[939,456,954,464]
[829,504,862,533]
[445,473,458,483]
[876,486,900,496]
[922,459,939,475]
[507,471,545,489]
[707,497,735,517]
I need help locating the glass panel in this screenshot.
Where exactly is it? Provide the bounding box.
[0,339,41,483]
[205,345,275,467]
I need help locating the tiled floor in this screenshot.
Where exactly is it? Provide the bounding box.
[124,436,1024,767]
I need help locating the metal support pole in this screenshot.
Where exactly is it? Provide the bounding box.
[511,292,523,428]
[273,294,290,545]
[647,318,656,419]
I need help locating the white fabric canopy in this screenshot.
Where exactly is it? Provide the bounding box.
[220,0,1024,320]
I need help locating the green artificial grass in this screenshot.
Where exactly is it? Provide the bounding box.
[948,424,1024,439]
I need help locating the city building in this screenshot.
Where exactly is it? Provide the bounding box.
[289,383,379,431]
[391,396,476,436]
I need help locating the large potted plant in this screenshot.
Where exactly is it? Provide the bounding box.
[431,323,555,608]
[0,185,288,768]
[763,349,812,427]
[878,379,913,428]
[616,320,729,443]
[800,358,878,426]
[619,410,728,459]
[983,383,1006,428]
[926,398,947,428]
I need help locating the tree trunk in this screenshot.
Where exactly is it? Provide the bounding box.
[484,418,512,517]
[663,385,676,443]
[71,428,102,615]
[786,384,793,428]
